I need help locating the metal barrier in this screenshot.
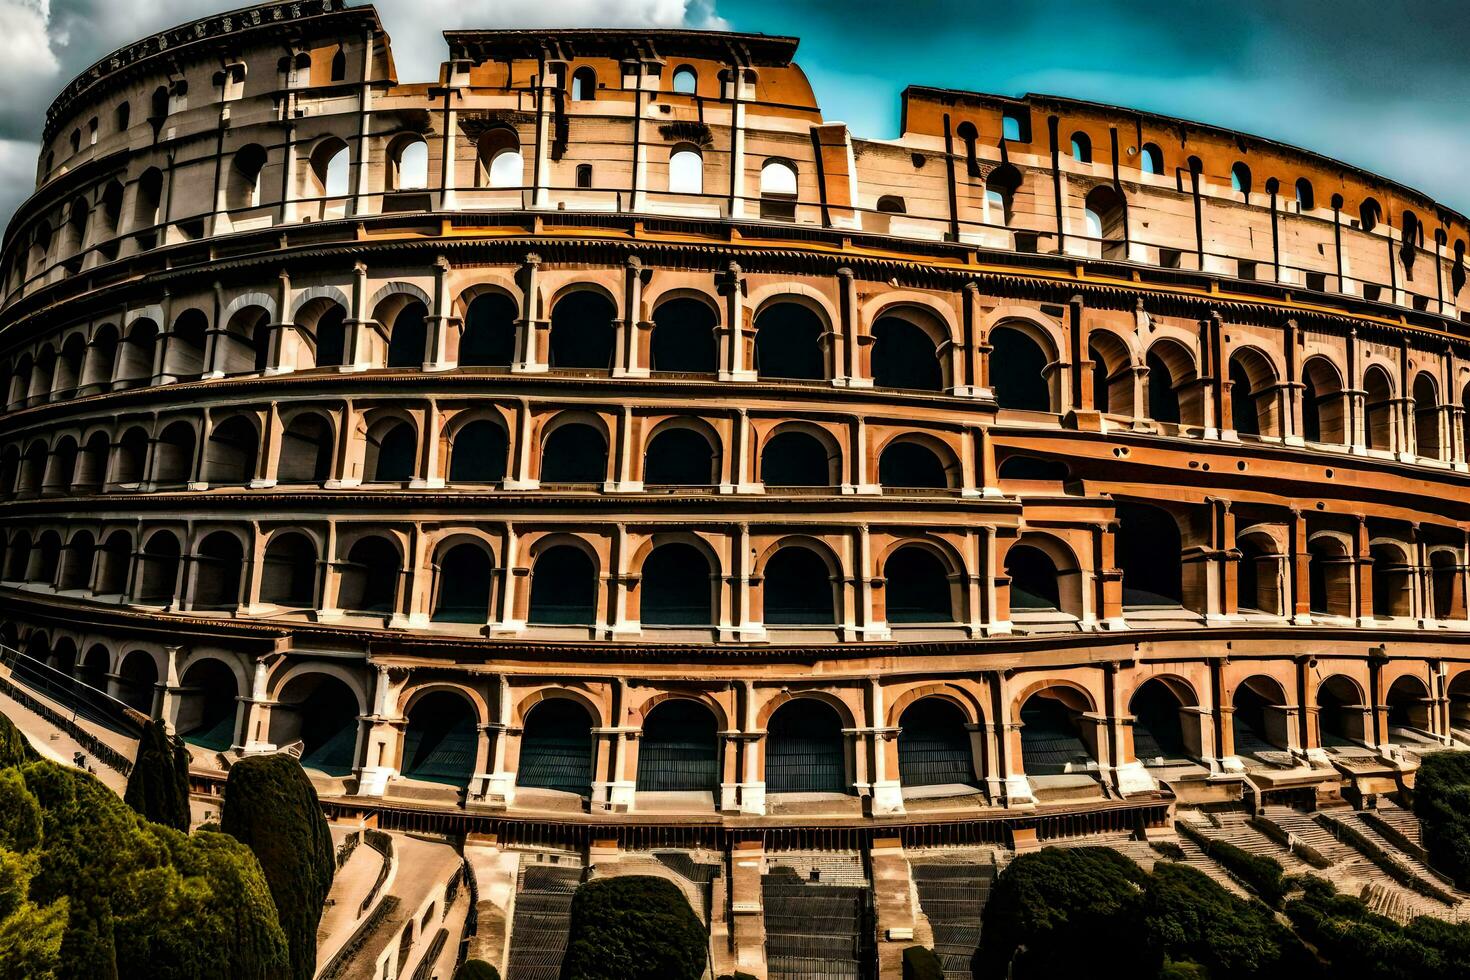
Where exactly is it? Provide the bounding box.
[0,642,144,776]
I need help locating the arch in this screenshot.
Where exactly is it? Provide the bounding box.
[204,414,259,485]
[1317,674,1367,746]
[570,66,597,100]
[137,530,181,604]
[31,531,62,585]
[1235,529,1282,615]
[1295,177,1315,212]
[898,697,976,789]
[15,441,45,496]
[636,698,719,793]
[1430,549,1459,621]
[1129,678,1193,763]
[80,324,119,393]
[765,698,847,794]
[402,690,477,787]
[1018,684,1097,776]
[1083,185,1127,259]
[75,431,109,491]
[650,296,718,373]
[759,159,798,220]
[671,66,697,94]
[260,531,318,607]
[989,325,1054,411]
[44,435,78,494]
[116,650,158,714]
[192,530,245,610]
[1364,365,1396,452]
[1301,356,1346,443]
[309,136,350,199]
[111,425,150,486]
[227,143,268,211]
[338,536,400,613]
[1370,541,1413,618]
[1069,131,1092,164]
[517,696,593,796]
[1139,143,1163,176]
[644,424,719,486]
[94,530,131,595]
[54,333,85,399]
[540,421,608,483]
[639,541,716,627]
[58,529,95,591]
[432,541,493,623]
[278,412,334,484]
[762,544,837,625]
[1228,347,1280,437]
[459,291,517,367]
[878,437,955,490]
[154,422,198,487]
[476,128,522,188]
[668,143,703,195]
[216,303,273,376]
[1385,674,1433,734]
[1231,675,1289,753]
[1413,371,1441,459]
[388,134,429,191]
[1307,533,1354,616]
[386,300,428,369]
[165,309,208,380]
[116,318,158,386]
[1117,502,1182,608]
[528,544,597,625]
[1005,544,1061,611]
[760,427,839,487]
[176,658,239,749]
[447,418,508,483]
[549,289,615,370]
[1146,338,1199,426]
[77,644,109,691]
[986,164,1022,225]
[1230,161,1252,196]
[871,316,942,391]
[270,672,360,775]
[363,418,418,483]
[884,545,955,623]
[754,301,826,381]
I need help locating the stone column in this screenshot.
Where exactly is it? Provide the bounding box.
[355,666,402,796]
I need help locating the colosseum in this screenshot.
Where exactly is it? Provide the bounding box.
[2,1,1469,976]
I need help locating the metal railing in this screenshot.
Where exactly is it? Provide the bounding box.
[0,642,143,773]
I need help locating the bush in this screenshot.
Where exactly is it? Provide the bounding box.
[1283,876,1470,980]
[1415,752,1470,890]
[558,876,706,980]
[902,944,944,980]
[0,712,36,770]
[453,960,500,980]
[123,719,191,831]
[221,754,334,980]
[1188,831,1290,907]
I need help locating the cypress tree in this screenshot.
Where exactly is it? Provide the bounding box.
[559,876,706,980]
[0,711,37,769]
[123,719,192,831]
[220,753,334,980]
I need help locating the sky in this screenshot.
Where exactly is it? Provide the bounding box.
[1,0,1467,232]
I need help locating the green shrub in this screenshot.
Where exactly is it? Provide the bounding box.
[0,713,37,770]
[123,719,191,831]
[1415,752,1470,889]
[1191,834,1289,907]
[559,875,706,980]
[221,754,334,980]
[452,960,500,980]
[901,944,944,980]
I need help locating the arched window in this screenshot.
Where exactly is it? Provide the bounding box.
[549,291,615,370]
[766,700,846,793]
[310,303,348,369]
[133,167,164,235]
[58,530,94,592]
[1130,680,1191,763]
[433,543,493,623]
[671,66,697,94]
[1301,357,1346,444]
[650,298,717,373]
[402,692,478,787]
[878,440,950,490]
[1139,143,1163,175]
[640,543,714,626]
[1083,185,1126,259]
[1372,543,1413,618]
[310,138,350,199]
[459,293,517,367]
[1413,372,1441,459]
[763,546,835,625]
[990,326,1052,411]
[898,698,974,788]
[1006,544,1061,611]
[884,547,953,623]
[204,415,259,485]
[1308,535,1353,617]
[165,309,208,380]
[985,164,1021,227]
[1001,113,1023,142]
[115,101,131,132]
[1117,503,1182,608]
[261,532,318,607]
[1230,161,1251,196]
[448,420,507,483]
[668,145,703,195]
[754,302,825,380]
[278,413,334,484]
[385,301,427,369]
[270,674,358,775]
[1019,688,1094,775]
[1317,676,1367,746]
[137,532,182,604]
[152,422,196,488]
[116,651,157,714]
[175,660,238,748]
[517,699,593,795]
[1069,132,1092,164]
[227,144,268,210]
[330,47,347,82]
[876,195,906,214]
[644,427,717,486]
[1295,177,1314,212]
[364,420,417,483]
[529,546,597,625]
[541,423,607,484]
[1235,533,1278,615]
[761,430,834,487]
[637,699,717,793]
[478,129,522,188]
[113,427,151,485]
[1232,677,1288,753]
[1364,366,1395,451]
[338,537,399,613]
[1359,198,1380,232]
[571,67,597,101]
[871,317,942,391]
[759,159,797,221]
[95,531,131,595]
[1145,342,1197,426]
[390,136,429,191]
[1228,349,1278,438]
[194,532,245,610]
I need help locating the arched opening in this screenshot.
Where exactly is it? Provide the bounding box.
[459,293,517,367]
[516,698,593,796]
[176,659,238,749]
[529,546,596,625]
[152,422,196,488]
[137,533,181,604]
[116,651,157,715]
[636,699,719,794]
[883,546,953,624]
[640,542,715,626]
[227,143,268,211]
[215,305,272,376]
[1430,551,1459,621]
[75,433,109,490]
[54,335,84,399]
[1019,687,1095,776]
[1229,349,1278,437]
[1146,342,1197,426]
[1083,185,1127,259]
[1364,366,1395,451]
[432,543,493,623]
[388,136,428,191]
[1070,131,1092,163]
[1371,542,1413,618]
[1413,372,1441,459]
[1317,676,1367,747]
[570,67,597,100]
[117,320,157,387]
[16,441,46,495]
[1129,679,1191,763]
[763,546,835,625]
[1005,545,1061,611]
[77,644,108,691]
[1230,161,1252,196]
[766,699,847,794]
[761,430,835,487]
[260,532,317,607]
[278,413,333,484]
[1301,357,1346,444]
[668,144,703,195]
[193,531,244,610]
[31,532,61,586]
[990,326,1052,411]
[759,159,798,221]
[898,698,975,789]
[113,426,151,486]
[364,420,417,483]
[205,415,258,485]
[1235,533,1280,615]
[650,298,717,373]
[644,427,717,486]
[754,303,825,381]
[1295,177,1315,212]
[476,128,522,188]
[1117,503,1182,608]
[1231,677,1289,754]
[671,66,697,94]
[448,420,508,483]
[985,164,1021,226]
[166,309,209,380]
[44,436,77,493]
[1308,536,1353,616]
[549,291,615,370]
[540,423,607,483]
[386,301,427,369]
[58,531,95,591]
[311,303,348,368]
[871,317,942,391]
[402,691,477,787]
[270,673,359,776]
[878,440,950,489]
[309,137,350,199]
[337,537,399,614]
[94,531,131,595]
[1139,144,1163,175]
[1385,676,1432,736]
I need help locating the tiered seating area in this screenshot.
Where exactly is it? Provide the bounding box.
[763,853,873,980]
[911,861,994,980]
[505,863,582,980]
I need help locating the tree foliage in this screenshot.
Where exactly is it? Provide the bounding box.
[453,960,501,980]
[123,719,192,831]
[220,753,334,980]
[1283,876,1470,980]
[902,944,944,980]
[0,712,36,770]
[1414,751,1470,890]
[558,875,707,980]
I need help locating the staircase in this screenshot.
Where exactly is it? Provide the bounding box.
[763,854,874,980]
[911,862,993,980]
[504,864,582,980]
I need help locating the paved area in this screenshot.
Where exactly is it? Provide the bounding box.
[0,684,132,793]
